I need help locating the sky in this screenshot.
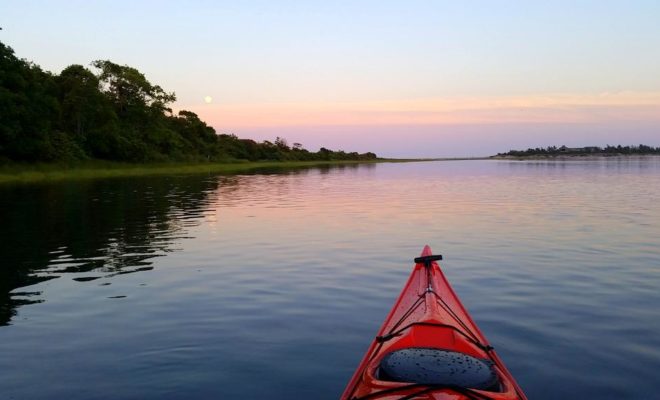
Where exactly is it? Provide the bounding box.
[1,0,659,157]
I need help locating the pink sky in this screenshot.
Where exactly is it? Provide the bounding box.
[181,92,660,157]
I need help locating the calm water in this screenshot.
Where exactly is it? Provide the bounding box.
[1,159,660,399]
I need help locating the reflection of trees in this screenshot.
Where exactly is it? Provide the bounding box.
[0,175,220,325]
[0,162,375,325]
[248,162,375,176]
[214,163,377,208]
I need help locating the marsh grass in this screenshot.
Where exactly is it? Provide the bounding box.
[0,159,400,184]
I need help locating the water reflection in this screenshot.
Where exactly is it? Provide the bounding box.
[0,162,375,326]
[497,155,660,174]
[0,160,658,400]
[0,175,221,325]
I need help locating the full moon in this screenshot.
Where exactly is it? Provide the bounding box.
[204,96,213,104]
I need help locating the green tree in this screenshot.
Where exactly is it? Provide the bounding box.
[92,60,176,117]
[55,64,118,155]
[0,41,60,161]
[167,110,218,159]
[92,60,178,161]
[1,40,378,163]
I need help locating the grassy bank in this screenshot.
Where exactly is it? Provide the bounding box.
[0,159,422,184]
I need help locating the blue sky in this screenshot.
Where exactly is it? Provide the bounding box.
[2,1,659,156]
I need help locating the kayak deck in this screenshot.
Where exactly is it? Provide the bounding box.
[341,246,527,400]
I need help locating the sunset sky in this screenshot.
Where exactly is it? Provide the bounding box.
[2,1,659,157]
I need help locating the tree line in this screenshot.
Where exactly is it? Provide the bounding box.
[496,145,660,157]
[0,41,377,163]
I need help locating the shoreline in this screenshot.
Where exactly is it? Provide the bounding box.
[0,159,429,184]
[4,155,656,183]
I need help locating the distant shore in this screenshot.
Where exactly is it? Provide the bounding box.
[492,145,660,160]
[490,154,660,161]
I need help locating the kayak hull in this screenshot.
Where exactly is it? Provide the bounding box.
[340,246,527,400]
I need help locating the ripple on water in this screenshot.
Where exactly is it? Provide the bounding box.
[0,160,659,399]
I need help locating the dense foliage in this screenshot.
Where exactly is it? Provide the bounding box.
[0,41,376,163]
[496,145,660,157]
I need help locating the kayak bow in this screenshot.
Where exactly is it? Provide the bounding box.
[341,246,527,400]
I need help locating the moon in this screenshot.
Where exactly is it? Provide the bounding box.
[204,96,213,104]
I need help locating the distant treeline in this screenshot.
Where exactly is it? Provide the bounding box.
[496,145,660,157]
[0,41,376,163]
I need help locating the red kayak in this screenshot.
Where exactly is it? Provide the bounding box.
[341,246,527,400]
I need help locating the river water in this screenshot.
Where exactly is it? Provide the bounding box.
[1,158,659,399]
